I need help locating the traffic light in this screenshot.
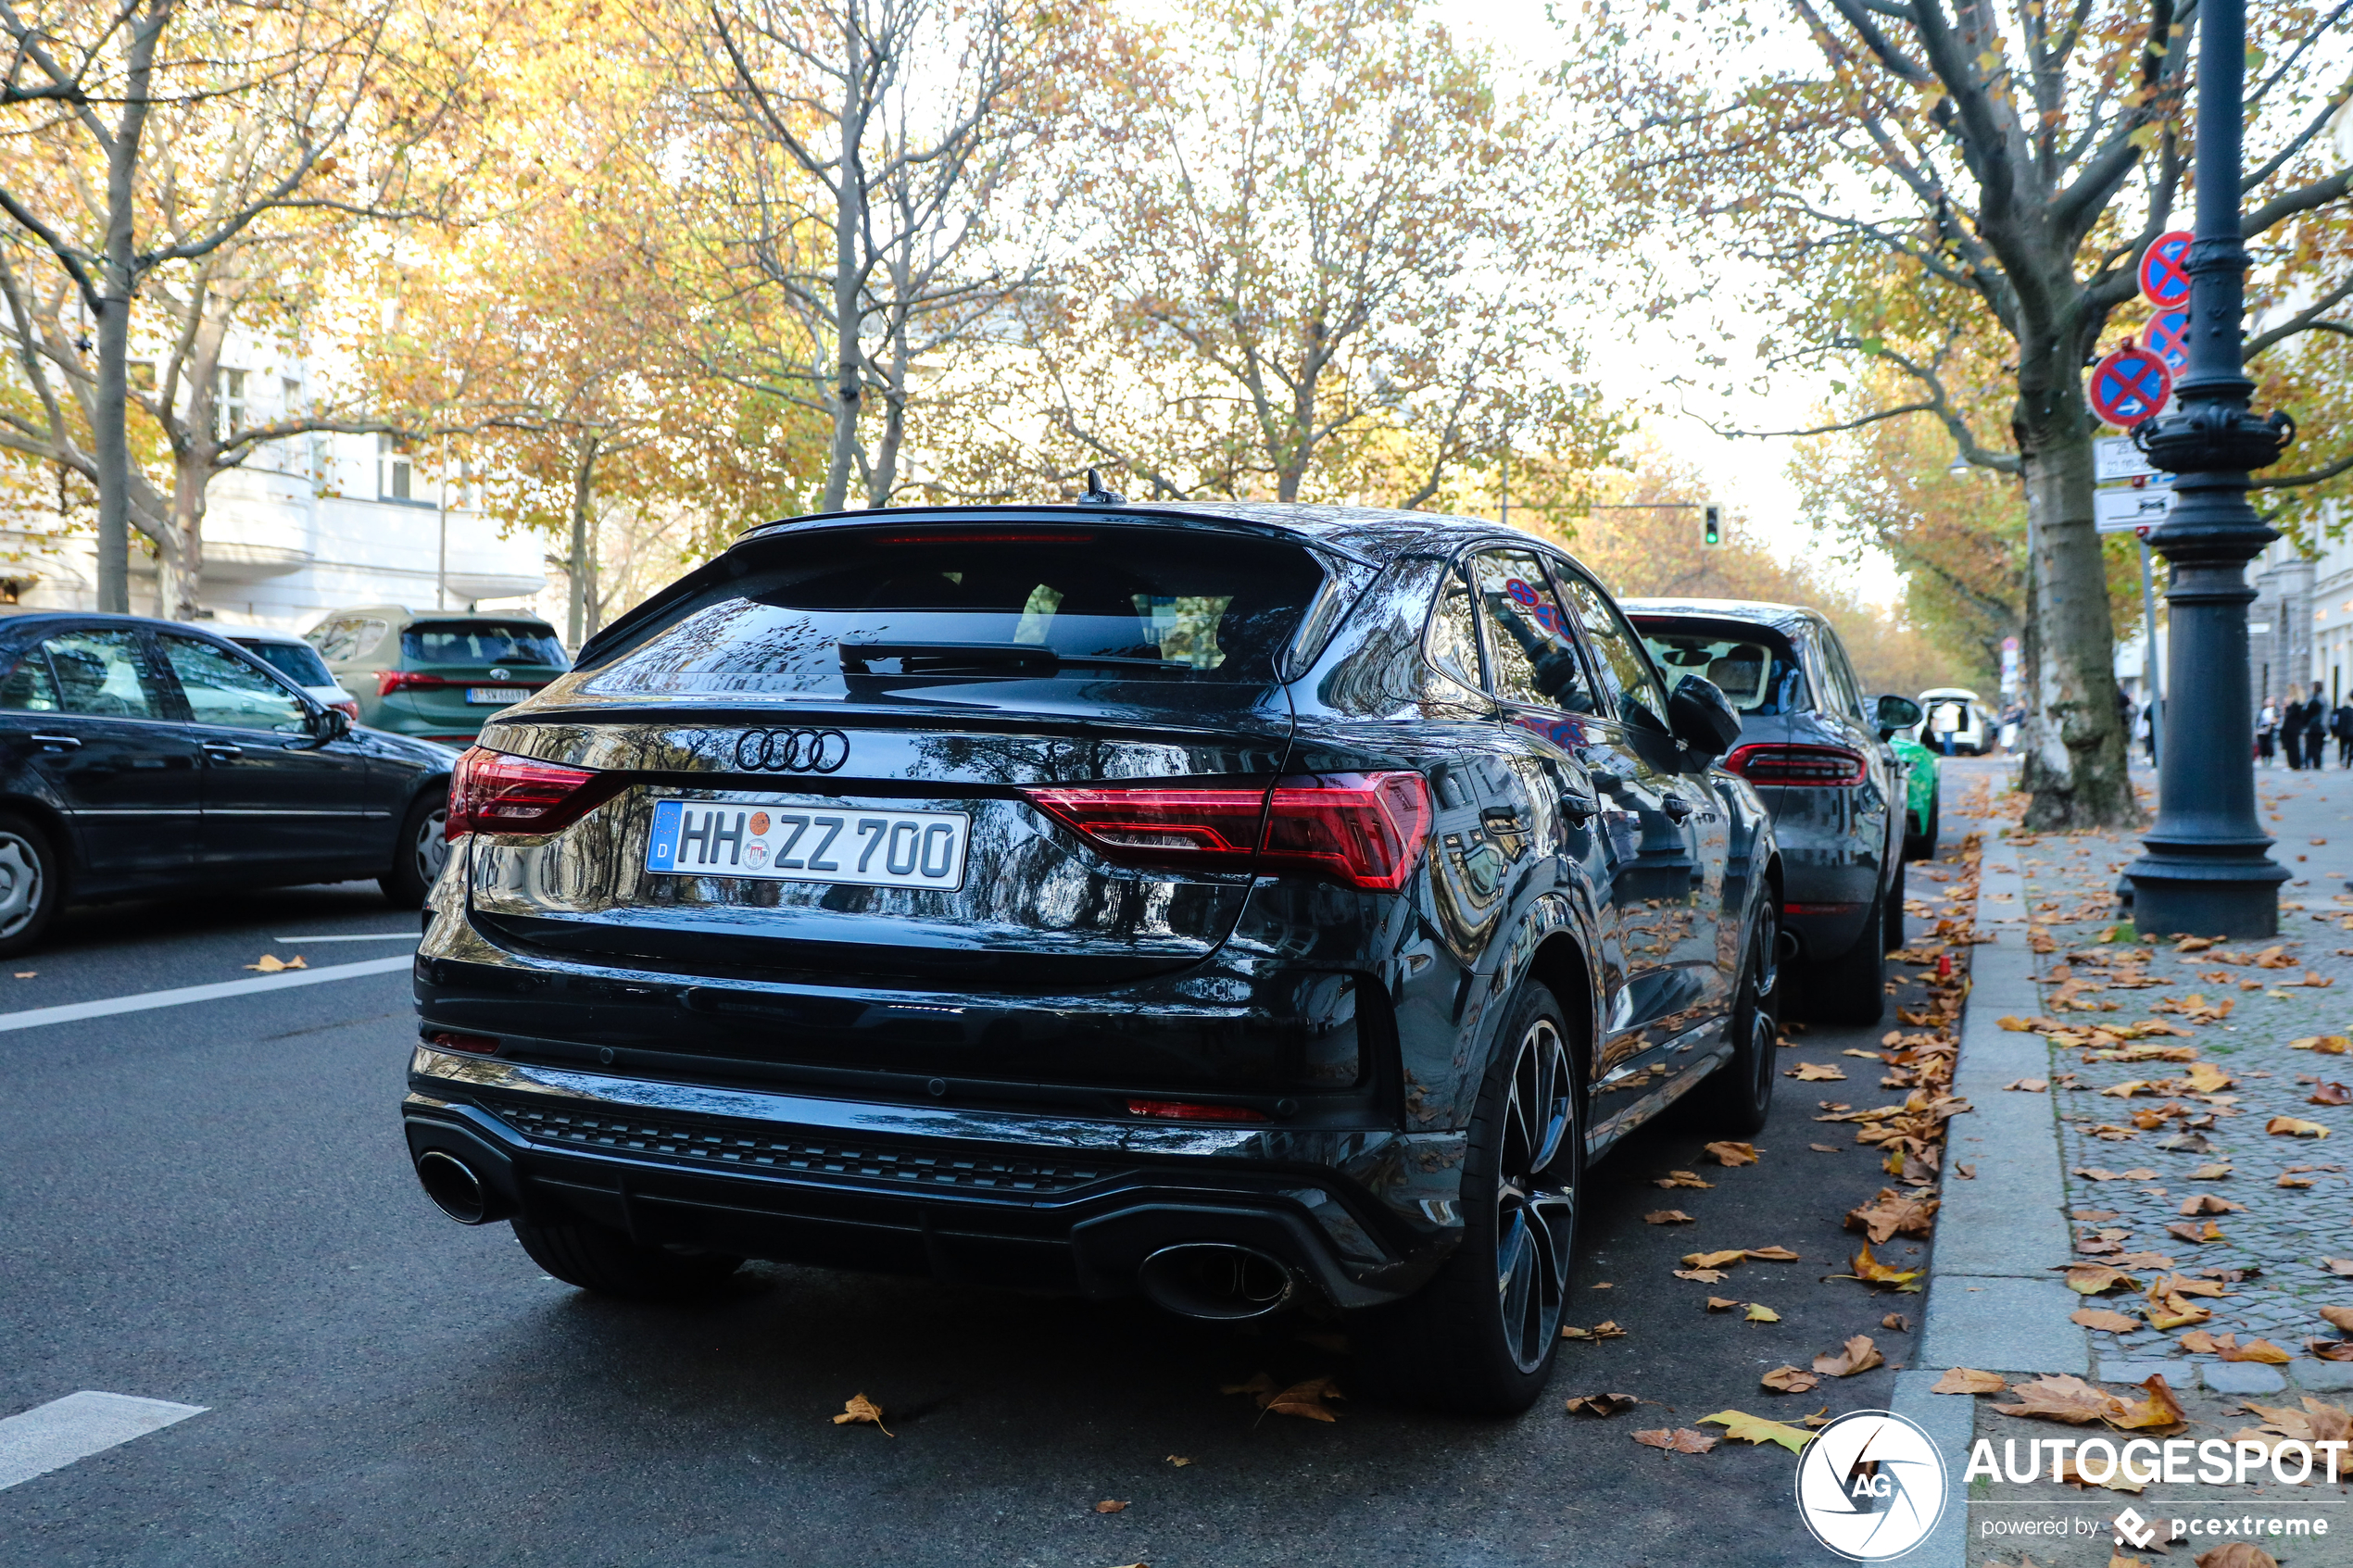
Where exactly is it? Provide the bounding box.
[1703,504,1721,546]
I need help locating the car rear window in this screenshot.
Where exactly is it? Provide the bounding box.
[1640,625,1807,715]
[583,525,1328,696]
[240,640,334,688]
[401,622,567,668]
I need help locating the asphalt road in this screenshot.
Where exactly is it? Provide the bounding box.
[0,783,1984,1568]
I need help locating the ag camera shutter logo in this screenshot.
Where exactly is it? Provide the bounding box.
[1793,1409,1948,1561]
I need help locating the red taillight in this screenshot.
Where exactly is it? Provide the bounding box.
[1126,1098,1268,1123]
[427,1030,498,1055]
[1726,743,1868,786]
[379,670,455,696]
[446,746,610,840]
[1019,771,1431,891]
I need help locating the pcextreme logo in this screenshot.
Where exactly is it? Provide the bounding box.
[1793,1410,1949,1561]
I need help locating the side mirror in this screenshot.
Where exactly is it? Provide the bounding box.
[1667,674,1743,758]
[308,706,352,743]
[1874,694,1923,740]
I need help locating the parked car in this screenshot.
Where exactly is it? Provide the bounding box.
[1624,598,1919,1025]
[1917,686,1989,754]
[401,499,1779,1416]
[0,612,459,953]
[227,630,360,722]
[1891,729,1940,860]
[305,607,570,746]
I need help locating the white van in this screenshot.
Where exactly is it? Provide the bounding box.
[1917,686,1989,755]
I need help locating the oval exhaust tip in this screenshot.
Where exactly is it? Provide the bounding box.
[1136,1243,1297,1321]
[415,1148,492,1225]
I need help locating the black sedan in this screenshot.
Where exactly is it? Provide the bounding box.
[0,612,459,954]
[401,500,1781,1415]
[1625,598,1920,1025]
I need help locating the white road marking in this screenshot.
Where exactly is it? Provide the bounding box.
[0,1392,206,1491]
[0,954,412,1035]
[270,933,420,943]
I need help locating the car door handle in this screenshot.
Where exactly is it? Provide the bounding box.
[1661,795,1694,822]
[1557,789,1596,822]
[201,743,244,760]
[28,734,81,752]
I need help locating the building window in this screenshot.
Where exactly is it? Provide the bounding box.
[379,435,412,501]
[218,369,246,437]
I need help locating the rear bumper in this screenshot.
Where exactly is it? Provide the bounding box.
[402,1048,1461,1309]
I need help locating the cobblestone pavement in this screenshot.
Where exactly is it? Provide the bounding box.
[2006,760,2353,1399]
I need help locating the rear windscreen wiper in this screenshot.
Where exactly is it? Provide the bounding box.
[837,641,1176,675]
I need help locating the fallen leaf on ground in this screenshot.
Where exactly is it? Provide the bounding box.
[1993,1374,2185,1432]
[2328,1259,2353,1275]
[1743,1245,1801,1261]
[1655,1170,1713,1189]
[1165,1455,1190,1466]
[833,1394,892,1435]
[2006,1077,2050,1092]
[1761,1365,1819,1393]
[1699,1409,1814,1453]
[1259,1376,1345,1423]
[1813,1336,1884,1376]
[1675,1268,1730,1284]
[2065,1264,2142,1295]
[1846,1188,1939,1245]
[245,953,307,972]
[2059,1457,2148,1494]
[2071,1308,2142,1333]
[2312,1082,2353,1106]
[1631,1426,1718,1454]
[1809,1143,1842,1153]
[10,971,30,978]
[1644,1210,1694,1224]
[1745,1303,1780,1323]
[2269,1116,2331,1137]
[2293,1035,2352,1054]
[1882,1312,1911,1332]
[2179,1194,2247,1215]
[2322,1306,2353,1335]
[2192,1545,2281,1568]
[2165,1221,2225,1244]
[1931,1367,2007,1395]
[1706,1296,1740,1311]
[1703,1141,1757,1166]
[1847,1244,1923,1289]
[2189,1163,2233,1179]
[2281,1173,2315,1187]
[1095,1499,1129,1513]
[1788,1062,1846,1081]
[1566,1392,1638,1417]
[2184,1062,2235,1093]
[2309,1338,2353,1361]
[1683,1249,1745,1270]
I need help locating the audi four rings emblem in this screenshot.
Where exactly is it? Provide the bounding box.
[733,728,850,773]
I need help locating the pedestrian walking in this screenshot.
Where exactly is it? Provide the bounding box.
[2334,696,2353,768]
[2259,699,2279,765]
[2281,691,2309,769]
[2303,682,2331,769]
[1998,701,2023,755]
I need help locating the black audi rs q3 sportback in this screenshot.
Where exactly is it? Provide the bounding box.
[402,498,1782,1415]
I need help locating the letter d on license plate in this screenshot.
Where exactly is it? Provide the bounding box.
[647,799,969,890]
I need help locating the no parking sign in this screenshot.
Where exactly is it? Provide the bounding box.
[2139,231,2193,307]
[2088,345,2173,428]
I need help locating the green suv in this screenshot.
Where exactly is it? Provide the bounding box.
[305,607,570,746]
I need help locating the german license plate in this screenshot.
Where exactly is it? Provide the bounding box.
[467,686,531,705]
[645,799,970,890]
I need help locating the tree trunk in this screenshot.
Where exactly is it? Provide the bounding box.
[90,1,166,615]
[567,435,599,650]
[819,8,869,514]
[869,352,906,508]
[157,454,207,621]
[2016,421,2141,829]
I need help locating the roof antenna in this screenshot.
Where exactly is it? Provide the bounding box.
[1076,466,1125,506]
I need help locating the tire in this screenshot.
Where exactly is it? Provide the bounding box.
[1793,886,1888,1026]
[1694,907,1780,1135]
[1354,980,1579,1416]
[510,1219,744,1301]
[1883,858,1906,953]
[0,811,60,959]
[1904,797,1938,861]
[381,790,448,908]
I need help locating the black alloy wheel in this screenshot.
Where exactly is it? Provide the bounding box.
[1884,858,1907,953]
[1696,906,1780,1135]
[1355,979,1579,1416]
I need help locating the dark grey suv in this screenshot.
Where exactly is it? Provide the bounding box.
[403,502,1780,1415]
[1626,599,1919,1026]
